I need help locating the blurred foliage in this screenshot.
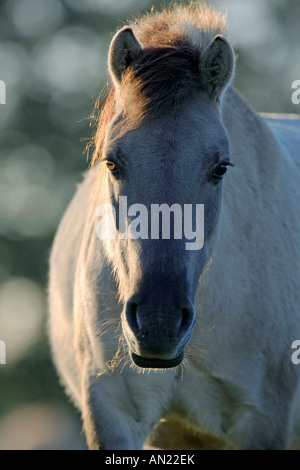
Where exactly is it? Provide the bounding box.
[0,0,299,449]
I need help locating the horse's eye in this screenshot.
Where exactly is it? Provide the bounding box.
[106,161,117,172]
[213,162,232,181]
[215,164,228,177]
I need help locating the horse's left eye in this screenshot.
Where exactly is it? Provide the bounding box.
[212,162,232,181]
[215,164,228,177]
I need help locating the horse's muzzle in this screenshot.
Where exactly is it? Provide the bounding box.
[123,300,195,369]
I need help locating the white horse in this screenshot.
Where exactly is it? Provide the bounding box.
[48,3,300,449]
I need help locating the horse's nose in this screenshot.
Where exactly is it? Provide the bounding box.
[123,299,195,368]
[125,301,194,339]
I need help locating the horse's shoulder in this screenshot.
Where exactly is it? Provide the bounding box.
[260,113,300,135]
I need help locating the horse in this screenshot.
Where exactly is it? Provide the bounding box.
[48,3,300,450]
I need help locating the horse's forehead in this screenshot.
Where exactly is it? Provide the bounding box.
[122,95,222,151]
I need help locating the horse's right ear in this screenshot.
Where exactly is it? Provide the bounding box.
[108,27,142,86]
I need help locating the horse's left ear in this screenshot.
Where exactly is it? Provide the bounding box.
[108,26,142,86]
[199,35,235,103]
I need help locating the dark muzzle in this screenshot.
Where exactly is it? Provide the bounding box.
[123,298,195,368]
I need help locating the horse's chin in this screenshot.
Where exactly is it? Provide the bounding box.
[131,351,184,369]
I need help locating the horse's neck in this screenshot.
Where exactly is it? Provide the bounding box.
[193,88,284,348]
[204,87,285,296]
[222,87,281,159]
[221,86,286,207]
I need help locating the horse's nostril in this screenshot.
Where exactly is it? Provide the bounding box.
[178,306,195,337]
[125,302,139,335]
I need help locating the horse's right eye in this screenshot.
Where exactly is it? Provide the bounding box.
[106,161,117,172]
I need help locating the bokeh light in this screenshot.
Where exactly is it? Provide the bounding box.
[8,0,65,39]
[32,26,105,97]
[0,144,78,238]
[64,0,148,15]
[0,278,45,363]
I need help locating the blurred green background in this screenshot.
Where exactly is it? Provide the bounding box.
[0,0,299,450]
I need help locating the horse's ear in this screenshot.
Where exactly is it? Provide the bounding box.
[199,35,235,102]
[108,26,142,86]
